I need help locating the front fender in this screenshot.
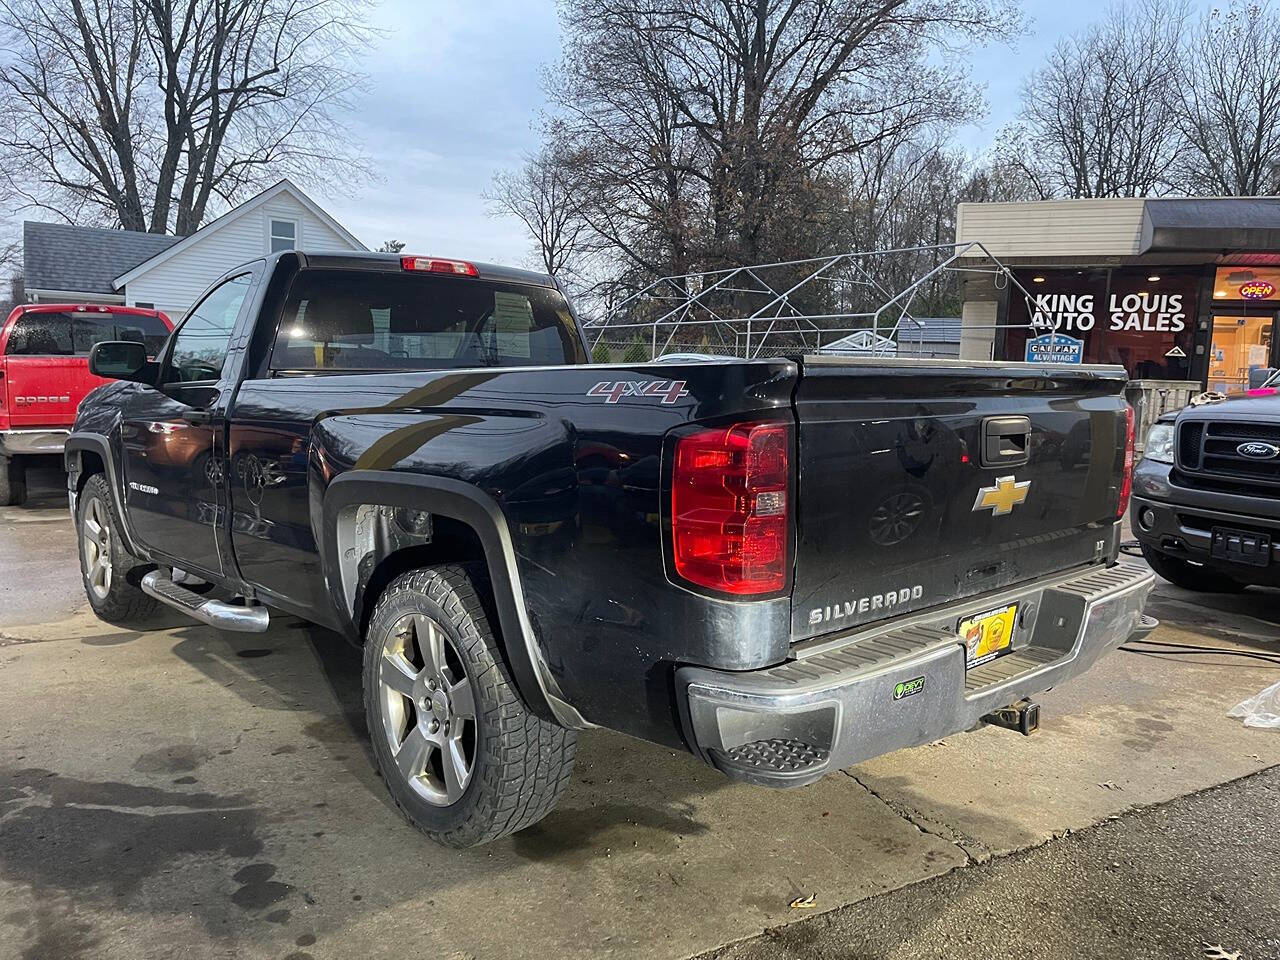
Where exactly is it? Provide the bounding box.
[65,431,145,558]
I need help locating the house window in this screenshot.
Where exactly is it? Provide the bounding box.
[269,218,297,253]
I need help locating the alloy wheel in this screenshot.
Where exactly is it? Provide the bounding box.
[379,613,478,805]
[82,496,113,600]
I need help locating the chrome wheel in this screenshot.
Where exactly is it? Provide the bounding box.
[379,613,477,805]
[81,496,113,600]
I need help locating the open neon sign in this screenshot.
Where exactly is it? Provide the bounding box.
[1239,280,1275,300]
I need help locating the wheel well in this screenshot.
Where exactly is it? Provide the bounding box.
[75,450,106,489]
[352,514,488,639]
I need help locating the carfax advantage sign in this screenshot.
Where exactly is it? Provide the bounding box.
[1025,332,1084,364]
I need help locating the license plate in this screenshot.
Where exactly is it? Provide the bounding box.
[1210,527,1272,568]
[959,603,1018,668]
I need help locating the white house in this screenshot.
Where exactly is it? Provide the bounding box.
[23,179,365,321]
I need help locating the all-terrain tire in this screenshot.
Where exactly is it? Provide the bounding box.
[1139,542,1247,593]
[0,455,26,506]
[76,473,159,624]
[363,564,577,847]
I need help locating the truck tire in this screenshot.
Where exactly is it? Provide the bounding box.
[0,455,26,506]
[76,473,159,624]
[363,565,577,847]
[1139,542,1247,593]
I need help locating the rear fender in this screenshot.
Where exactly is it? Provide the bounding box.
[321,470,588,729]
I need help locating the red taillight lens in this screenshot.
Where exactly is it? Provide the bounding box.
[672,421,791,595]
[1117,404,1135,519]
[400,256,478,276]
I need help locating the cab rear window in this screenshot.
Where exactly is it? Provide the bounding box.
[269,270,582,371]
[4,311,169,357]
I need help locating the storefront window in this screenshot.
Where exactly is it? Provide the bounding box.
[1210,267,1279,393]
[1004,268,1197,380]
[1212,266,1280,303]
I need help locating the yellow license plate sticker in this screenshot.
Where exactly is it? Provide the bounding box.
[959,603,1018,667]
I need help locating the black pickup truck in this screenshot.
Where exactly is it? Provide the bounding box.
[67,250,1155,847]
[1131,379,1280,590]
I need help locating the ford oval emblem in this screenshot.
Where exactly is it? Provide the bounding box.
[1237,441,1280,459]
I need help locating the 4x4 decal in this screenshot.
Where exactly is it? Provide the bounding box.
[587,379,690,404]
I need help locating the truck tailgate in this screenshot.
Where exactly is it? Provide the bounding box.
[791,358,1130,641]
[1,356,93,429]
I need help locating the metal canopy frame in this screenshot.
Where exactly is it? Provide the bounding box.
[582,241,1042,359]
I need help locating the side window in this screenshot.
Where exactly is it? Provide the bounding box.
[6,313,73,356]
[165,274,252,383]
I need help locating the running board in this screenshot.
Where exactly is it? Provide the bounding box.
[141,570,269,633]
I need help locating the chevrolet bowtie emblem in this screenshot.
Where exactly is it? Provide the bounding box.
[973,476,1031,516]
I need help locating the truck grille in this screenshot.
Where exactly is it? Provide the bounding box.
[1176,420,1280,492]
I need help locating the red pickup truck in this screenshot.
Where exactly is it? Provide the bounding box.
[0,304,172,505]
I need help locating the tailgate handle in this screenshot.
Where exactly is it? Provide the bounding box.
[982,416,1030,468]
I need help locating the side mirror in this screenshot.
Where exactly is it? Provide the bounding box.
[89,341,150,382]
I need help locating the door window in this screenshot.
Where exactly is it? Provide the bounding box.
[166,274,252,383]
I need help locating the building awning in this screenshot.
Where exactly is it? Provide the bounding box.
[1141,198,1280,254]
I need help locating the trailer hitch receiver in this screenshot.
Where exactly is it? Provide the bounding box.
[983,699,1040,736]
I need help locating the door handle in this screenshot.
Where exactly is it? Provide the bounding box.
[184,408,215,425]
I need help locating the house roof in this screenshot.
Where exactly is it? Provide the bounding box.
[896,316,963,344]
[823,317,962,353]
[23,221,179,296]
[820,329,898,355]
[112,179,365,287]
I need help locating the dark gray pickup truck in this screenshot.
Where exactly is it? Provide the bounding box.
[67,250,1155,846]
[1132,378,1280,590]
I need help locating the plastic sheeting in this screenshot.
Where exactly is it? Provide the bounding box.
[1229,680,1280,729]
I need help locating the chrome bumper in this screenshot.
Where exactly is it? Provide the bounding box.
[0,429,70,456]
[677,560,1156,787]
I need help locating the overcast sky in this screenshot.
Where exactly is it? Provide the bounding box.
[317,0,1180,266]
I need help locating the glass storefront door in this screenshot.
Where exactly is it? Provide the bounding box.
[1208,313,1275,393]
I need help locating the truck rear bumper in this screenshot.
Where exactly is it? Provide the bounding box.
[0,429,70,456]
[676,560,1155,787]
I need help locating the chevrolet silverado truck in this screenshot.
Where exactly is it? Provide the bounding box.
[0,303,172,504]
[1131,375,1280,590]
[66,250,1156,847]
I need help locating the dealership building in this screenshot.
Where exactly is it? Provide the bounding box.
[955,197,1280,397]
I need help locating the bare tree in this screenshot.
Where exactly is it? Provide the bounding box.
[552,0,1019,270]
[1176,1,1280,195]
[998,0,1188,198]
[377,240,406,253]
[486,141,588,279]
[0,0,372,234]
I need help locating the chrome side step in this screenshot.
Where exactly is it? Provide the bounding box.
[141,570,269,633]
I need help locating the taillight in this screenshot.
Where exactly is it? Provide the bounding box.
[1117,404,1135,518]
[672,421,791,595]
[400,255,478,276]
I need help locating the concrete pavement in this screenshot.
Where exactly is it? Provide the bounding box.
[1,464,1278,960]
[701,768,1280,960]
